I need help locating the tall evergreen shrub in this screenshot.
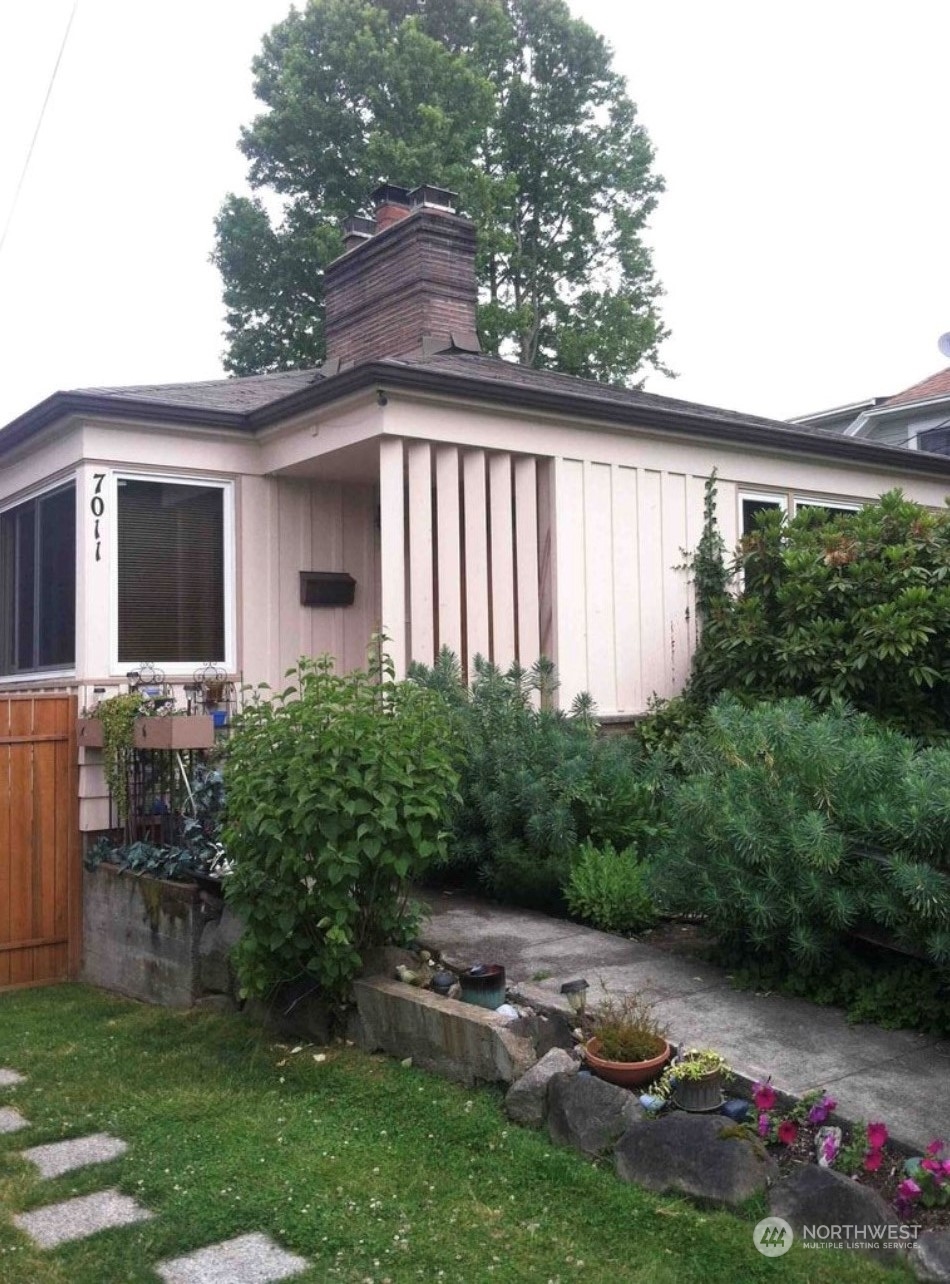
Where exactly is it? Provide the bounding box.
[409,650,661,911]
[649,695,950,973]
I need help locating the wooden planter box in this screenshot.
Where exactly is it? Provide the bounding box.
[77,718,104,748]
[77,716,215,751]
[133,716,215,749]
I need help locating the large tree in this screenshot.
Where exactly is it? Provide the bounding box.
[213,0,670,384]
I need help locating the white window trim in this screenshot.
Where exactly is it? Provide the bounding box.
[738,490,789,534]
[0,475,78,681]
[793,495,862,516]
[108,471,236,679]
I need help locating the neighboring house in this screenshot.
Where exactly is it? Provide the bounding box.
[793,366,950,452]
[4,182,950,834]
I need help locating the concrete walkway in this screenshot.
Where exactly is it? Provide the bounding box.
[419,892,950,1152]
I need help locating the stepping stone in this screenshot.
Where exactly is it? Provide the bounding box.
[0,1106,29,1134]
[0,1068,25,1088]
[13,1189,153,1249]
[156,1232,310,1283]
[21,1133,127,1179]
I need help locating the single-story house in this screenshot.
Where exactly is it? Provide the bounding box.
[4,182,950,834]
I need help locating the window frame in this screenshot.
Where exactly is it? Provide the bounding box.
[109,471,236,678]
[738,490,789,537]
[0,477,77,682]
[792,495,863,519]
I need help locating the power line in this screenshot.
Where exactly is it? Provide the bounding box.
[0,1,79,265]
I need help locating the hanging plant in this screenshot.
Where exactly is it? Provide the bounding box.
[96,692,143,826]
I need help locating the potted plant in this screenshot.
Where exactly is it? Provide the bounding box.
[657,1047,730,1112]
[582,992,671,1089]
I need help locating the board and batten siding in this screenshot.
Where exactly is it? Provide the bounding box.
[269,478,380,682]
[553,460,722,716]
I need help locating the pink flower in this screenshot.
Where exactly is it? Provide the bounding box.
[897,1178,921,1201]
[807,1095,837,1125]
[758,1113,771,1138]
[921,1157,942,1174]
[942,1160,950,1177]
[753,1081,777,1112]
[864,1149,883,1173]
[822,1135,839,1163]
[866,1122,888,1150]
[926,1139,946,1156]
[777,1120,798,1146]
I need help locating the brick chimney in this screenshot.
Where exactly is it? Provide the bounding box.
[324,183,479,367]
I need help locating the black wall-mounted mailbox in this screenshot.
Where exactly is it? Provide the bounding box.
[300,571,357,607]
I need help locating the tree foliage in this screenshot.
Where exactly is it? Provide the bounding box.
[213,0,669,383]
[687,488,950,737]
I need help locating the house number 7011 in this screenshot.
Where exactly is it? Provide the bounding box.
[91,473,106,561]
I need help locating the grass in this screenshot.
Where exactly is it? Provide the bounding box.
[0,985,895,1283]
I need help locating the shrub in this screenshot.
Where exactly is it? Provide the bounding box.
[688,488,950,737]
[565,839,656,934]
[649,694,950,976]
[223,652,458,1001]
[409,649,661,911]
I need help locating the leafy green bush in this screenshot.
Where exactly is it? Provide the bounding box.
[689,489,950,736]
[224,652,458,1000]
[565,839,656,934]
[649,694,950,976]
[409,649,661,912]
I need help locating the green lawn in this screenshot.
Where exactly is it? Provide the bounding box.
[0,985,893,1283]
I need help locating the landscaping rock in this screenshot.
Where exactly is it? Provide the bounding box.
[912,1232,950,1283]
[535,1011,575,1056]
[505,1048,577,1127]
[547,1071,643,1158]
[615,1113,775,1208]
[769,1165,899,1266]
[816,1125,842,1167]
[197,905,243,995]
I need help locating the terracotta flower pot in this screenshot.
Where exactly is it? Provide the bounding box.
[584,1037,671,1089]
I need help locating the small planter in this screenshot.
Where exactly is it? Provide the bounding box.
[584,1037,671,1089]
[77,718,105,748]
[133,716,216,750]
[459,964,506,1010]
[78,716,216,751]
[672,1070,724,1112]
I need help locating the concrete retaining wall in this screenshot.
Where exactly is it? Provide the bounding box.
[353,976,536,1085]
[82,864,240,1008]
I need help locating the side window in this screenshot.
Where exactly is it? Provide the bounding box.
[794,497,861,520]
[740,493,786,536]
[0,484,76,675]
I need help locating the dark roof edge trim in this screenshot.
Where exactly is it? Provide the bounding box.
[4,364,950,480]
[266,362,950,479]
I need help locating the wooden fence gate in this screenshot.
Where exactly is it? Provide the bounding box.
[0,694,80,990]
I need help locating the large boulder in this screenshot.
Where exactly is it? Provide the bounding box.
[615,1114,776,1209]
[505,1049,578,1128]
[547,1072,643,1158]
[769,1165,901,1267]
[911,1231,950,1282]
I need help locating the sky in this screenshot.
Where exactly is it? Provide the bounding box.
[0,0,948,429]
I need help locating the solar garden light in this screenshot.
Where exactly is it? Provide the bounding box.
[560,979,589,1015]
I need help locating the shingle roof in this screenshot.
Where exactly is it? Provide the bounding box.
[4,349,950,478]
[74,368,322,413]
[881,367,950,409]
[394,351,836,438]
